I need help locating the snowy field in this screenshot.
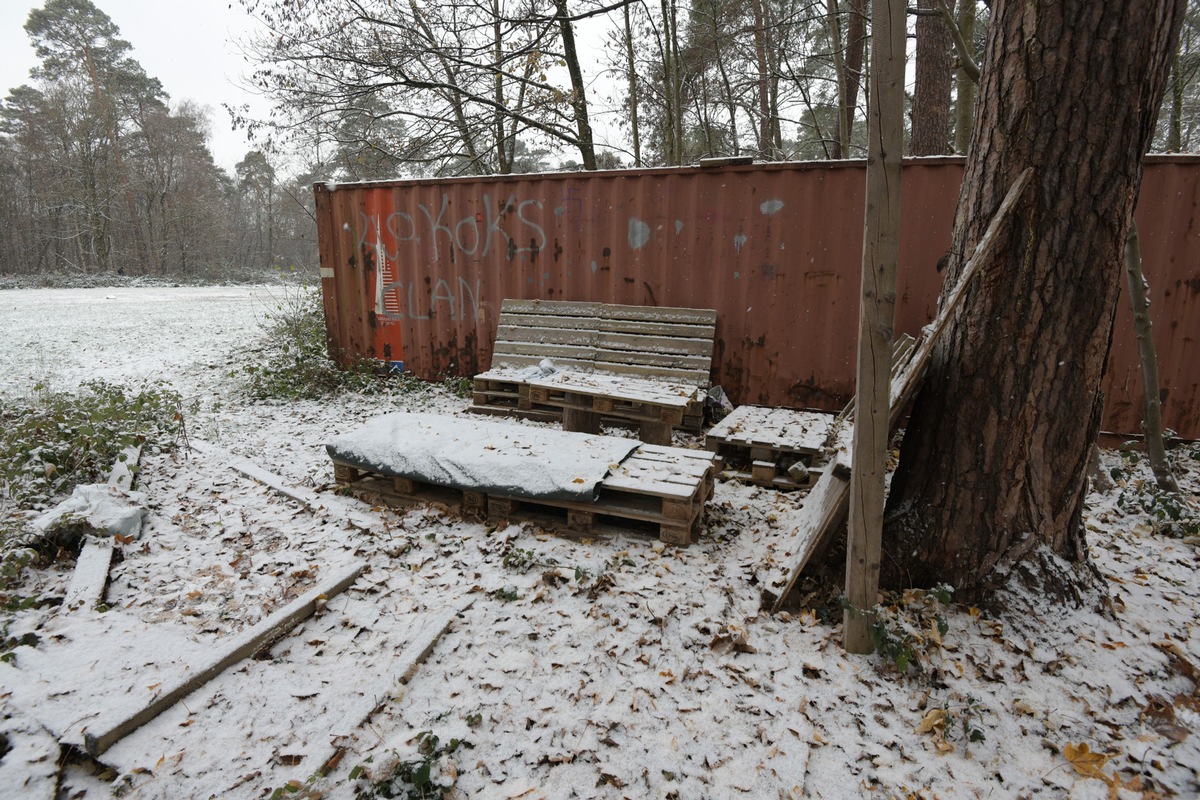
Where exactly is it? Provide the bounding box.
[1,286,1198,799]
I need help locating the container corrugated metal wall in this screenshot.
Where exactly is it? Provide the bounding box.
[315,156,1200,439]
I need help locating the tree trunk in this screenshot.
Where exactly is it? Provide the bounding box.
[832,0,867,159]
[554,0,596,170]
[624,3,642,166]
[827,0,850,159]
[954,0,977,153]
[1123,219,1181,493]
[659,0,680,164]
[882,0,1184,605]
[1169,46,1184,152]
[493,3,510,174]
[911,0,955,155]
[750,0,772,157]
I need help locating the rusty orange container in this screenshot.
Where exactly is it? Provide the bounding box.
[316,156,1200,439]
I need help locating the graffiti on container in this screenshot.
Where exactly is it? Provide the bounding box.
[358,193,547,262]
[374,275,481,322]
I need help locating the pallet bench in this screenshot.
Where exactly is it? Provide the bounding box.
[332,444,717,546]
[472,299,717,444]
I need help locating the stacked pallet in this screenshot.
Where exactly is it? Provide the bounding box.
[333,444,717,546]
[472,299,716,442]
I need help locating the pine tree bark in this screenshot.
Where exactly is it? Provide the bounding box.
[882,0,1184,604]
[911,0,955,155]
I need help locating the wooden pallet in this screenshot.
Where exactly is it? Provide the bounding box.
[527,374,706,444]
[472,299,716,438]
[332,445,717,546]
[469,373,562,422]
[706,407,836,489]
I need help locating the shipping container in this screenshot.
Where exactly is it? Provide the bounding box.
[316,156,1200,439]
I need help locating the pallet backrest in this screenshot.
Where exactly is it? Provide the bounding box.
[489,299,717,386]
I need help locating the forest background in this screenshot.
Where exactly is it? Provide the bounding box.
[4,0,1199,284]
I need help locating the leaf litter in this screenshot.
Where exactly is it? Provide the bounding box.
[0,285,1197,799]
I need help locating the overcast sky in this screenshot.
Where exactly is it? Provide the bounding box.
[1,1,270,172]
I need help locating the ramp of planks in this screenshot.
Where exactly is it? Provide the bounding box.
[333,444,717,546]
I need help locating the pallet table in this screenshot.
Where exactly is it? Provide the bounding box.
[705,406,837,489]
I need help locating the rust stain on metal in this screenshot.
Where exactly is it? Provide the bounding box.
[315,156,1200,439]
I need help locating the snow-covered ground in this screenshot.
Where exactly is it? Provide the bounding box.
[1,286,1198,799]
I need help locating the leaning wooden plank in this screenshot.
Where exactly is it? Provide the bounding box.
[83,559,365,757]
[62,445,143,613]
[770,461,852,608]
[771,169,1033,613]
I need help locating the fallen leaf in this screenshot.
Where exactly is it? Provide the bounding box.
[1063,742,1113,782]
[915,708,945,735]
[1013,699,1037,716]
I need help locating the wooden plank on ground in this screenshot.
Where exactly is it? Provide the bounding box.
[771,169,1033,613]
[319,597,473,752]
[61,540,116,614]
[189,439,379,530]
[106,445,141,491]
[83,560,365,757]
[62,445,143,614]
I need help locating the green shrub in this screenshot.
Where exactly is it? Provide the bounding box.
[353,731,472,799]
[1,380,184,598]
[844,584,954,675]
[0,380,184,512]
[1115,479,1200,537]
[233,286,391,400]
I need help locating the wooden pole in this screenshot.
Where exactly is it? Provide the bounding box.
[844,0,906,653]
[1123,218,1180,493]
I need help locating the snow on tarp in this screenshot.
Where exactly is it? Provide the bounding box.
[326,412,640,502]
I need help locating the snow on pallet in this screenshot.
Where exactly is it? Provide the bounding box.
[333,444,717,546]
[527,371,707,444]
[705,406,836,489]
